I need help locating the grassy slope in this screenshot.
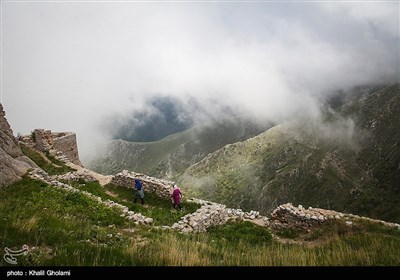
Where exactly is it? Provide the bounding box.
[20,143,74,175]
[344,84,400,221]
[179,84,400,223]
[88,118,271,178]
[180,124,289,211]
[63,181,201,227]
[1,176,399,266]
[3,86,399,266]
[102,183,200,226]
[89,129,194,176]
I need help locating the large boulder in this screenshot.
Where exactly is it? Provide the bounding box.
[0,103,36,187]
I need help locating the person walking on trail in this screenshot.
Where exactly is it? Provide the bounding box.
[171,184,182,210]
[134,177,144,205]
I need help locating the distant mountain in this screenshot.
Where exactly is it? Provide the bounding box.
[89,117,272,178]
[178,84,400,223]
[111,96,194,142]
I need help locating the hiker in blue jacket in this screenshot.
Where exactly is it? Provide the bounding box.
[134,177,144,205]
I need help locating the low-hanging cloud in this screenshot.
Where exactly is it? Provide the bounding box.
[2,2,399,163]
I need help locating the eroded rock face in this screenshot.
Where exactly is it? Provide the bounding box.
[0,103,36,187]
[0,104,21,158]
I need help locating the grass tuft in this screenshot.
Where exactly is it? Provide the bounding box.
[20,143,73,175]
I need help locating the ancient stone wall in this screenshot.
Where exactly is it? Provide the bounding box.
[106,171,400,233]
[170,198,262,233]
[34,129,53,152]
[267,203,400,231]
[25,129,82,166]
[112,171,266,232]
[111,170,174,199]
[52,132,81,166]
[171,202,228,233]
[29,168,153,225]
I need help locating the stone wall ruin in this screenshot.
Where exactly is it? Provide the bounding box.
[23,129,82,166]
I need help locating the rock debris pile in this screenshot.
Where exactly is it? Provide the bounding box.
[169,198,263,233]
[266,203,400,231]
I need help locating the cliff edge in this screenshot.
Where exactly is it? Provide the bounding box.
[0,103,36,187]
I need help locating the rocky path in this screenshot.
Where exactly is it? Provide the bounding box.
[66,162,112,186]
[245,217,266,227]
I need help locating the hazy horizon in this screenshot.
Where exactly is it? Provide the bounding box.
[1,1,399,163]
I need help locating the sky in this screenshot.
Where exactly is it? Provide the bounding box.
[1,1,399,163]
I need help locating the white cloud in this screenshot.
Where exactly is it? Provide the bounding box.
[2,2,398,163]
[321,2,399,37]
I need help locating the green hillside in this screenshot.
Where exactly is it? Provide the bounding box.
[2,175,399,266]
[179,84,400,223]
[2,122,400,266]
[89,118,271,178]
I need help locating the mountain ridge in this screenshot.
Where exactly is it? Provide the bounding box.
[179,84,400,223]
[89,117,272,178]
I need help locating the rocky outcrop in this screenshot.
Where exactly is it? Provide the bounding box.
[0,103,36,187]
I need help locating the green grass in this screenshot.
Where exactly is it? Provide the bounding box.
[68,181,130,207]
[274,219,399,243]
[134,222,400,266]
[65,179,201,226]
[104,183,201,226]
[207,220,272,246]
[44,151,68,167]
[0,176,137,266]
[276,228,299,239]
[20,143,73,175]
[2,175,400,266]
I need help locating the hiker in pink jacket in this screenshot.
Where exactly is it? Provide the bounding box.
[171,185,182,210]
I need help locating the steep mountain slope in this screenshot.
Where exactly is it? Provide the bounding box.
[179,84,400,223]
[0,103,36,187]
[89,118,272,178]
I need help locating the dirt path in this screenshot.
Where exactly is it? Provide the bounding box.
[105,190,118,198]
[66,162,113,186]
[245,217,266,227]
